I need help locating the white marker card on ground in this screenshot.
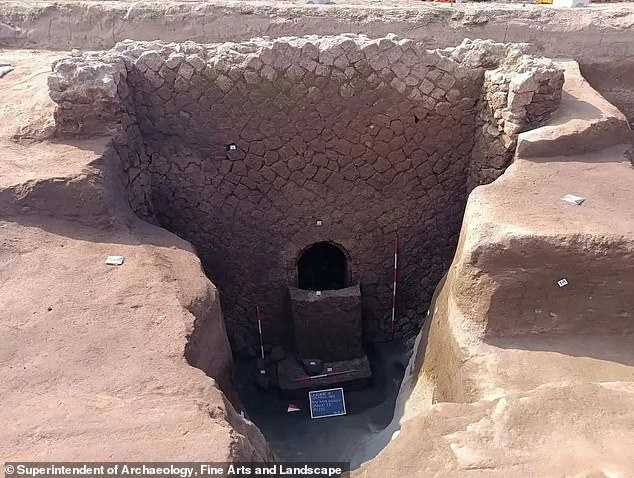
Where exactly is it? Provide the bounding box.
[105,256,125,265]
[562,194,585,205]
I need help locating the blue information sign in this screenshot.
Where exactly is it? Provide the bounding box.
[309,387,347,419]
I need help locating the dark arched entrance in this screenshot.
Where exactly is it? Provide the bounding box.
[298,242,347,291]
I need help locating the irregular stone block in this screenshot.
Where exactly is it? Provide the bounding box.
[289,285,364,362]
[137,50,163,72]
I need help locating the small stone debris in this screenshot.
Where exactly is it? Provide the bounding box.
[105,255,125,265]
[255,369,270,390]
[562,194,585,205]
[269,345,286,363]
[256,356,269,369]
[301,359,323,376]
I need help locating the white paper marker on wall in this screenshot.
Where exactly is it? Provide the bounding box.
[557,278,568,288]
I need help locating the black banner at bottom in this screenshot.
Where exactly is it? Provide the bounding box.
[3,462,350,478]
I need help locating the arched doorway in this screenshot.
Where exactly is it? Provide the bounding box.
[298,242,347,291]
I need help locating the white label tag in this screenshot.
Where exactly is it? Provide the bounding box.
[105,256,124,266]
[562,194,585,205]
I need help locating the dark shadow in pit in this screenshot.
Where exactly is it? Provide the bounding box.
[234,341,410,465]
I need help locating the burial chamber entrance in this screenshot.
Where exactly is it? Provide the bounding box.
[298,242,348,291]
[289,240,366,384]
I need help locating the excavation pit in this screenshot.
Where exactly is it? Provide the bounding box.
[49,34,565,363]
[46,37,567,461]
[2,0,634,466]
[44,35,575,465]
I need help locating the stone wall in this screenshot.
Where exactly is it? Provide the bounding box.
[48,34,563,355]
[460,41,565,189]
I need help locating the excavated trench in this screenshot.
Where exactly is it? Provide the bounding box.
[49,34,566,465]
[581,61,634,130]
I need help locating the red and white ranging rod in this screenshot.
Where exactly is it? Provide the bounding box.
[391,236,399,337]
[256,306,265,359]
[292,370,358,383]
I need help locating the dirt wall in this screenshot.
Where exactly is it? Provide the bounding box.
[3,1,632,116]
[0,2,632,63]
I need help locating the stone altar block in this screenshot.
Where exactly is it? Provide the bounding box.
[289,284,364,361]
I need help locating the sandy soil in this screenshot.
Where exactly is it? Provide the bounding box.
[356,168,634,474]
[2,1,633,59]
[0,50,273,463]
[0,50,77,182]
[5,0,634,9]
[354,54,634,476]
